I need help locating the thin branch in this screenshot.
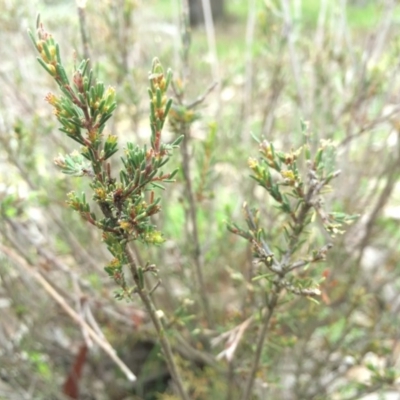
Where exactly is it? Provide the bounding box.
[240,290,281,400]
[180,0,191,80]
[243,0,257,144]
[201,0,220,83]
[0,243,136,382]
[187,80,218,109]
[175,332,219,369]
[171,81,216,328]
[125,245,190,400]
[76,0,92,69]
[0,147,102,270]
[180,123,213,327]
[213,316,254,362]
[226,361,235,400]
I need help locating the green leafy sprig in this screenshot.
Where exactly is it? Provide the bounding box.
[30,21,181,292]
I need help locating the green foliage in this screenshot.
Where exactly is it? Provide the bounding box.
[29,16,192,399]
[1,1,400,399]
[30,20,182,297]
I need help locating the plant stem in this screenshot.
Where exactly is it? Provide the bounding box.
[177,0,213,327]
[77,2,91,70]
[181,129,213,327]
[241,288,281,400]
[125,246,190,400]
[1,243,136,382]
[226,360,235,400]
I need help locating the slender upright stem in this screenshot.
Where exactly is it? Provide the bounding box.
[181,128,213,327]
[180,0,191,80]
[241,289,281,400]
[243,0,256,144]
[77,1,91,69]
[226,360,235,400]
[178,0,213,327]
[201,0,219,82]
[125,246,190,400]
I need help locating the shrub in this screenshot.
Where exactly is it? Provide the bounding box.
[1,1,399,399]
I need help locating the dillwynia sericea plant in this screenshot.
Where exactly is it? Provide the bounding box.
[29,19,191,400]
[227,129,358,400]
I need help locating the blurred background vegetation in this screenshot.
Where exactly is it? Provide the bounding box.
[1,0,400,399]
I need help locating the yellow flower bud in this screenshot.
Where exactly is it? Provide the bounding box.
[248,157,259,170]
[281,170,295,181]
[47,64,56,75]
